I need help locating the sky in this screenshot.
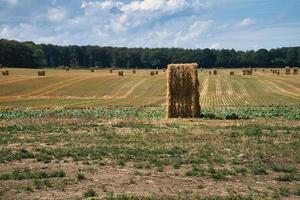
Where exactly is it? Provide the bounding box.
[0,0,300,50]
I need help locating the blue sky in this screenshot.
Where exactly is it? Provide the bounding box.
[0,0,299,50]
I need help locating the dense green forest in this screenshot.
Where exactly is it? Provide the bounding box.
[0,39,299,68]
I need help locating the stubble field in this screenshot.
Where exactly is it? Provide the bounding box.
[0,68,299,108]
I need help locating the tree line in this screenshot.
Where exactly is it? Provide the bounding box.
[0,39,299,69]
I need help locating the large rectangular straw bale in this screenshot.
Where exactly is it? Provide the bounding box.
[150,71,155,76]
[167,63,201,118]
[293,67,298,75]
[213,70,217,75]
[230,72,235,75]
[2,70,9,76]
[91,68,95,72]
[37,71,46,76]
[118,71,123,76]
[132,69,136,74]
[285,66,291,75]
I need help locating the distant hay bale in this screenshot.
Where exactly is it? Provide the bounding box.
[118,71,123,76]
[276,70,280,75]
[109,69,113,73]
[230,71,235,75]
[150,71,155,76]
[262,69,265,72]
[285,66,291,75]
[272,69,276,74]
[293,67,298,75]
[37,71,45,76]
[2,70,9,76]
[243,68,252,75]
[132,69,136,74]
[91,68,95,72]
[209,71,212,75]
[213,69,217,75]
[65,66,70,71]
[163,68,166,72]
[155,70,159,75]
[167,63,201,118]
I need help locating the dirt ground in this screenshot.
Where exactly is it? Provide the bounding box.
[0,117,299,200]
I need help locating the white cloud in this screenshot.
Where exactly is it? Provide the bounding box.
[48,7,66,23]
[2,0,18,6]
[236,18,255,27]
[174,20,213,46]
[210,43,221,49]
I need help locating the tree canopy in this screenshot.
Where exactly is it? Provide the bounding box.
[0,39,299,68]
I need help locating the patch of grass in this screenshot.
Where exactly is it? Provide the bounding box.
[233,167,248,175]
[294,189,300,196]
[185,166,205,177]
[208,168,236,181]
[0,168,65,180]
[275,174,300,182]
[251,164,268,175]
[271,164,296,173]
[83,188,97,198]
[76,173,86,181]
[278,187,290,197]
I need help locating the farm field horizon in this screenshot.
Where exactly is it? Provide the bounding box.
[0,67,299,109]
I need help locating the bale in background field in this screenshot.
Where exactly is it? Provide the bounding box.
[65,66,70,71]
[2,70,9,76]
[91,68,95,72]
[167,63,201,118]
[118,71,123,76]
[230,72,235,75]
[277,70,280,75]
[293,67,298,75]
[213,69,217,75]
[155,70,159,75]
[285,66,291,75]
[150,71,155,76]
[37,71,45,76]
[109,69,113,73]
[163,68,166,72]
[132,69,136,74]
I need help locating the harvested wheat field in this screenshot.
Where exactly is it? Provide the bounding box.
[0,67,300,200]
[0,68,299,108]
